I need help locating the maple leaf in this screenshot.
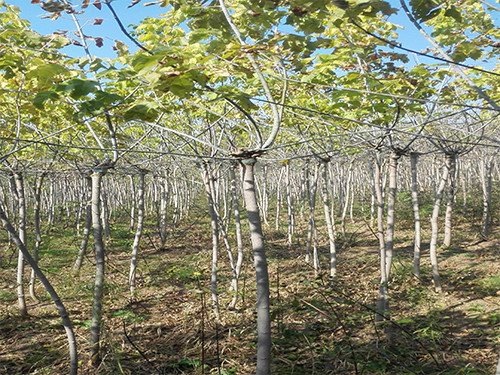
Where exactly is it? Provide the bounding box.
[93,0,102,10]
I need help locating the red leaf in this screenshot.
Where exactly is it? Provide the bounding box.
[93,0,102,10]
[82,0,90,8]
[95,37,103,47]
[93,18,103,25]
[31,0,41,4]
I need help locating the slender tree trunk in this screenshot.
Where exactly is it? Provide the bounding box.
[13,171,28,316]
[286,162,294,248]
[129,171,146,294]
[0,203,78,375]
[429,158,450,293]
[202,164,221,321]
[305,164,320,273]
[374,155,388,323]
[384,152,399,279]
[73,177,92,275]
[90,170,106,367]
[341,164,353,236]
[240,159,271,375]
[100,182,111,241]
[229,165,244,310]
[443,153,457,247]
[480,156,493,237]
[410,153,422,278]
[275,167,284,231]
[29,172,46,302]
[159,176,169,247]
[321,161,337,277]
[129,175,136,231]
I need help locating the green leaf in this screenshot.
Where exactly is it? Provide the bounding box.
[124,101,159,121]
[55,79,99,99]
[444,6,462,23]
[33,91,60,109]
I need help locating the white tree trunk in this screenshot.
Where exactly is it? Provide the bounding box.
[410,153,422,278]
[240,159,271,375]
[129,171,146,294]
[429,158,450,293]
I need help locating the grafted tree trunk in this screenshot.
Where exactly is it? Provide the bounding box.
[129,171,146,294]
[13,171,27,316]
[443,153,457,247]
[240,159,271,375]
[90,169,106,367]
[73,176,92,275]
[429,157,450,293]
[410,153,422,278]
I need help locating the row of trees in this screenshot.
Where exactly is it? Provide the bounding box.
[0,0,499,373]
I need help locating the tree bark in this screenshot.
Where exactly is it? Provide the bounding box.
[13,171,28,316]
[129,171,146,294]
[373,155,388,323]
[73,176,92,275]
[480,156,493,237]
[90,170,106,367]
[285,162,294,248]
[229,164,244,310]
[29,172,47,302]
[443,153,457,247]
[410,153,422,278]
[429,157,450,293]
[321,161,337,277]
[240,159,271,375]
[0,203,79,375]
[202,164,221,321]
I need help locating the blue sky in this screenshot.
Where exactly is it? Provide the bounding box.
[10,0,499,69]
[14,0,166,58]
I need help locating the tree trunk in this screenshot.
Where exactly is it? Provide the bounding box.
[374,155,388,323]
[129,171,146,294]
[240,159,271,375]
[129,175,136,231]
[90,170,106,367]
[480,156,493,237]
[159,175,169,247]
[429,158,450,293]
[202,164,221,321]
[0,203,79,375]
[73,176,92,275]
[321,161,337,277]
[13,171,28,316]
[29,172,47,302]
[410,153,422,279]
[229,164,244,310]
[384,152,399,279]
[285,162,294,248]
[443,153,457,247]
